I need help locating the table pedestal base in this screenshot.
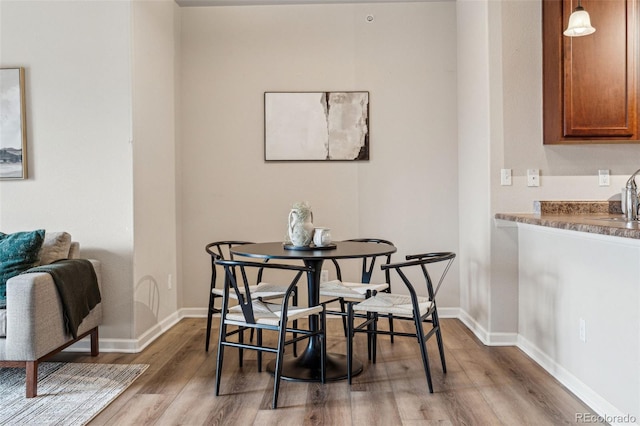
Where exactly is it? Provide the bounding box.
[266,352,363,382]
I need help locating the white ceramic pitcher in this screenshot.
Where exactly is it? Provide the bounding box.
[288,204,314,247]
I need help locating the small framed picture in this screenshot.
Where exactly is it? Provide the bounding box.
[1,67,28,179]
[265,91,369,161]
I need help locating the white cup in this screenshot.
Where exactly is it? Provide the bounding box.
[313,227,332,247]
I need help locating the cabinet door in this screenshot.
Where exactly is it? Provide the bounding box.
[543,0,639,144]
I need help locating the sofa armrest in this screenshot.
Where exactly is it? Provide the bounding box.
[3,259,102,361]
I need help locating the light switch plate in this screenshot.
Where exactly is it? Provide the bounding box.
[598,169,610,186]
[500,169,512,186]
[527,169,540,187]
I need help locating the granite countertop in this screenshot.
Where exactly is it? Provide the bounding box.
[495,201,640,240]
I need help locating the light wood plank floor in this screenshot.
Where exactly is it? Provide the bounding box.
[50,318,604,425]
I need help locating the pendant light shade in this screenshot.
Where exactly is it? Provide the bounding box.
[564,3,596,37]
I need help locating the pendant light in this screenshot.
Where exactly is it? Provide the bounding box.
[564,0,596,37]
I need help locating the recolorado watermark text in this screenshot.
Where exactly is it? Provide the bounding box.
[576,412,637,424]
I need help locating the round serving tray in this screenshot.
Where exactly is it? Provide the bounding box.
[283,243,337,251]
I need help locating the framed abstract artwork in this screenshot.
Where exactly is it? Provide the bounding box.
[264,91,369,161]
[0,68,27,179]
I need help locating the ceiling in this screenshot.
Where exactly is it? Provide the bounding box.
[175,0,443,7]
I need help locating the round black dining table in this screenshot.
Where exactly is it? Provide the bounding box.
[230,240,397,382]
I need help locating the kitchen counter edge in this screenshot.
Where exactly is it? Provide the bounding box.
[494,212,640,240]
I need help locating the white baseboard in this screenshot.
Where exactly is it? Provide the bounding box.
[517,335,638,426]
[457,308,489,342]
[134,311,182,352]
[64,336,139,353]
[80,307,507,354]
[67,309,187,353]
[179,307,208,318]
[458,309,636,424]
[457,309,518,346]
[437,307,459,318]
[81,306,463,354]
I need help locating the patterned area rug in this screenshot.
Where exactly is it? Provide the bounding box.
[0,362,148,425]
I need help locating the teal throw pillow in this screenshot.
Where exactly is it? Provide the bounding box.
[0,229,46,309]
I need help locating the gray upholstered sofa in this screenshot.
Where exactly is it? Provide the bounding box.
[0,232,102,397]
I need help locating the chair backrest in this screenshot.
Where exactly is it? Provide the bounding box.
[215,259,313,324]
[381,252,456,302]
[205,241,257,291]
[331,238,395,284]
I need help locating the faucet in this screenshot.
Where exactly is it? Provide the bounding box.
[624,168,640,220]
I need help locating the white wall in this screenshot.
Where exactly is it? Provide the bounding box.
[517,225,639,421]
[131,0,181,341]
[179,2,460,310]
[456,0,492,332]
[0,0,135,340]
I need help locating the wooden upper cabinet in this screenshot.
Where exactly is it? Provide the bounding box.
[543,0,639,144]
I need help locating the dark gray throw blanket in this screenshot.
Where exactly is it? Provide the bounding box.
[26,259,101,339]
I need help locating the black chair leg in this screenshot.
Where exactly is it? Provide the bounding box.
[205,310,213,352]
[238,328,244,368]
[388,314,395,344]
[215,322,227,396]
[366,311,373,361]
[432,309,447,373]
[340,299,348,337]
[372,312,378,364]
[435,325,446,374]
[257,329,263,372]
[205,293,217,352]
[347,305,354,385]
[320,311,327,384]
[293,291,299,356]
[292,319,298,357]
[272,324,288,409]
[414,315,434,393]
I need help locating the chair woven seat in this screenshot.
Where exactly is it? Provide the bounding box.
[319,280,389,300]
[353,293,432,317]
[212,282,288,300]
[227,300,323,326]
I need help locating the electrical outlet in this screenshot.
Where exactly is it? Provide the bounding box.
[579,318,586,342]
[598,169,610,186]
[320,269,329,283]
[527,169,540,187]
[168,274,173,290]
[500,168,512,186]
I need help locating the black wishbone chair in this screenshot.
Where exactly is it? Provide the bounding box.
[205,241,296,354]
[319,238,396,351]
[346,251,456,393]
[214,259,326,409]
